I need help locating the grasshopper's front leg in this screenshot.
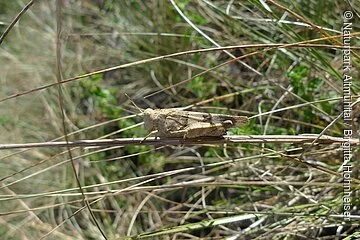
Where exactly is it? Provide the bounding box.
[140,130,158,143]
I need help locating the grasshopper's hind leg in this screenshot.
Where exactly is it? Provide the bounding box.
[168,129,189,138]
[169,123,227,138]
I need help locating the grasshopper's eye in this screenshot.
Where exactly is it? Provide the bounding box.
[144,108,153,115]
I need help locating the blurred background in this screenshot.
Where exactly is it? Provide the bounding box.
[0,1,359,239]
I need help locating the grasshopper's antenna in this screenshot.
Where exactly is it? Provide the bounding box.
[125,93,143,113]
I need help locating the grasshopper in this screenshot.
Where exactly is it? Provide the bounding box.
[126,94,248,139]
[143,108,249,138]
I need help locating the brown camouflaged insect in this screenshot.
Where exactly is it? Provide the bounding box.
[143,108,248,138]
[126,94,248,139]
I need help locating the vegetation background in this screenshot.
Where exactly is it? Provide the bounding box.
[0,0,359,239]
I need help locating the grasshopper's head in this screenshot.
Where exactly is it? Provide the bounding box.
[143,108,155,132]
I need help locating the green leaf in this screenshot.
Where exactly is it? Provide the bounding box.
[308,77,324,91]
